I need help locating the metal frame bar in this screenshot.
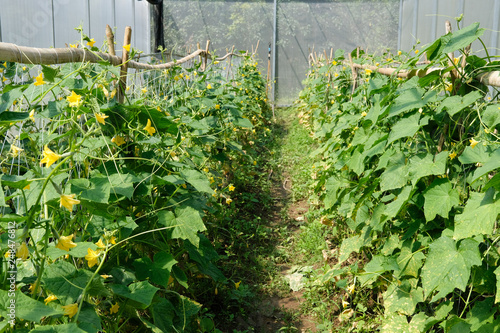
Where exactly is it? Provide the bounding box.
[397,0,403,50]
[87,0,92,39]
[491,0,500,56]
[431,0,438,41]
[51,0,56,47]
[112,0,117,29]
[412,0,419,43]
[271,0,277,105]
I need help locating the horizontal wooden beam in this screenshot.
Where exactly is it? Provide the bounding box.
[348,62,500,88]
[0,42,243,71]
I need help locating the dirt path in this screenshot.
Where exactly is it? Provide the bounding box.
[245,112,319,333]
[252,180,317,332]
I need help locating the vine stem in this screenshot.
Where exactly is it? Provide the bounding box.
[108,225,176,252]
[459,272,475,318]
[22,154,73,238]
[73,248,108,322]
[31,219,51,300]
[478,37,492,63]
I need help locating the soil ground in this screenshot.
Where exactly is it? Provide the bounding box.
[240,110,320,333]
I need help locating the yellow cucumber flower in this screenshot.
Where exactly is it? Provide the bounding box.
[342,299,349,308]
[10,145,23,157]
[347,284,355,294]
[62,303,78,318]
[102,85,109,98]
[60,194,80,211]
[95,113,108,125]
[123,44,131,52]
[143,119,156,136]
[95,238,106,249]
[34,73,46,86]
[470,138,479,149]
[87,38,96,47]
[16,242,29,260]
[67,91,82,107]
[56,235,77,251]
[111,135,126,146]
[85,248,100,268]
[110,302,120,314]
[40,145,61,167]
[44,294,57,305]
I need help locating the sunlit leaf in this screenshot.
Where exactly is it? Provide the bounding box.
[421,236,480,300]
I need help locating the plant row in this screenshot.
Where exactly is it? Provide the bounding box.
[0,35,271,332]
[295,22,500,332]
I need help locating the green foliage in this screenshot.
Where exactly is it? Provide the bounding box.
[0,36,271,331]
[295,21,500,331]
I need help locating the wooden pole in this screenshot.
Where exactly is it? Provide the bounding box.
[227,45,234,80]
[253,40,260,56]
[0,42,230,71]
[106,25,115,56]
[345,60,500,87]
[118,26,132,104]
[105,24,117,99]
[197,42,201,67]
[438,21,455,152]
[348,53,357,95]
[0,42,121,66]
[202,40,210,71]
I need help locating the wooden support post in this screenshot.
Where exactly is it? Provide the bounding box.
[202,40,210,71]
[253,40,260,56]
[106,25,115,56]
[106,24,117,100]
[197,42,202,67]
[348,53,358,96]
[118,26,132,104]
[227,45,235,80]
[330,48,333,62]
[438,21,455,152]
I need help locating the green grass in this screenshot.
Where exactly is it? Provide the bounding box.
[274,108,318,201]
